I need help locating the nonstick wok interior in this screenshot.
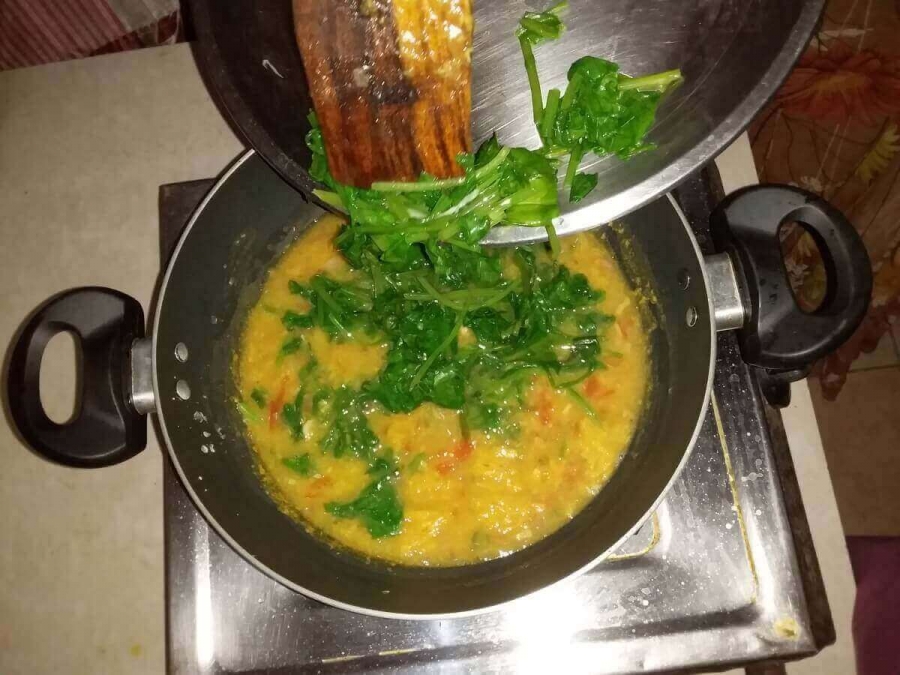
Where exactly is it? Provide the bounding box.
[152,152,713,616]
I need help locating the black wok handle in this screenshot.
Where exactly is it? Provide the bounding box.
[710,185,872,406]
[6,287,147,467]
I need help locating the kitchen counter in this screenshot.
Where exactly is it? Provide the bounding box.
[0,44,856,674]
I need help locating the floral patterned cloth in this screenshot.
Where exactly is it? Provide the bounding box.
[750,0,900,400]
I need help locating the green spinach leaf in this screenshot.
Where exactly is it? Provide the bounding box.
[283,453,315,476]
[569,171,599,203]
[325,477,403,538]
[320,387,379,459]
[281,389,305,440]
[250,388,267,408]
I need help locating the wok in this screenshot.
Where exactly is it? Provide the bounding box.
[187,0,826,244]
[6,152,870,617]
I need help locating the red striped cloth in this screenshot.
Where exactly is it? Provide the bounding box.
[0,0,181,71]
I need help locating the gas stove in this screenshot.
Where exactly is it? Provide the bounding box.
[160,166,834,674]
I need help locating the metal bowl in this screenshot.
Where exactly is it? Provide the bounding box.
[188,0,823,244]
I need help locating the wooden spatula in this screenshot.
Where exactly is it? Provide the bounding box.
[292,0,473,188]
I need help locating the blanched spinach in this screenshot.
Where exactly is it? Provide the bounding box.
[268,6,680,542]
[325,476,403,539]
[283,453,315,476]
[319,387,379,460]
[250,388,267,408]
[517,2,682,202]
[281,389,305,440]
[287,275,375,340]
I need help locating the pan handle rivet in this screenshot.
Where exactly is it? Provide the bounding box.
[176,379,192,401]
[175,343,189,363]
[677,269,691,290]
[685,306,698,327]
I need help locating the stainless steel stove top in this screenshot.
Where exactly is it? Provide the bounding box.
[160,169,834,675]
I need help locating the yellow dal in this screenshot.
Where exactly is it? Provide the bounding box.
[237,215,648,566]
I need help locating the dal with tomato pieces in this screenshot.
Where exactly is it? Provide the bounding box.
[236,215,648,566]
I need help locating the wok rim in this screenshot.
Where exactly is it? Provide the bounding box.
[151,149,717,619]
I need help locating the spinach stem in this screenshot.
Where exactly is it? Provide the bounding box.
[518,36,544,126]
[370,176,465,193]
[519,17,555,38]
[410,312,465,388]
[560,73,581,111]
[473,146,512,180]
[237,401,262,424]
[565,385,599,419]
[443,238,481,253]
[546,221,561,259]
[312,189,346,211]
[416,277,460,309]
[310,278,344,315]
[412,278,520,311]
[618,69,683,92]
[564,144,583,189]
[369,147,512,194]
[540,88,561,142]
[479,282,520,308]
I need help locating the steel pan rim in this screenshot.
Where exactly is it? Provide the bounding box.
[151,149,717,619]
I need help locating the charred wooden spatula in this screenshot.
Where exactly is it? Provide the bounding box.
[292,0,473,188]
